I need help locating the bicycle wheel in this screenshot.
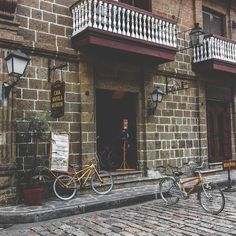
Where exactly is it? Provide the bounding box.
[53,175,77,200]
[198,182,225,215]
[106,149,121,169]
[159,177,180,205]
[91,170,114,194]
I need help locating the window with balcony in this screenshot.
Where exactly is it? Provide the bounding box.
[119,0,152,11]
[203,8,225,36]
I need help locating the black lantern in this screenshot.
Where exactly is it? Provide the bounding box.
[147,87,165,115]
[189,23,204,47]
[2,49,30,99]
[151,87,165,103]
[5,49,30,77]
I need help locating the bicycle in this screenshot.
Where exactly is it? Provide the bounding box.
[53,158,114,200]
[96,136,121,170]
[98,145,121,170]
[159,161,225,215]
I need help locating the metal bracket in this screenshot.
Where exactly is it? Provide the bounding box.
[48,59,68,82]
[166,78,189,94]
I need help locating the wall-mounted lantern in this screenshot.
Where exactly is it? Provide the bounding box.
[2,49,30,99]
[178,23,205,51]
[147,87,165,115]
[147,79,190,115]
[189,23,205,47]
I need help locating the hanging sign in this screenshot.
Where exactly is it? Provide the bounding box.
[51,80,65,118]
[50,132,69,172]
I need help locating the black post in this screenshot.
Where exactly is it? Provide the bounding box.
[223,167,236,192]
[227,168,232,189]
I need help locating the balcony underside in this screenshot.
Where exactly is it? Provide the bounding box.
[72,27,177,63]
[193,59,236,75]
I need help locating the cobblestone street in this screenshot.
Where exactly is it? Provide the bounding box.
[1,191,236,236]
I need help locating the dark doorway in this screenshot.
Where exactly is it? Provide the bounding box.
[96,89,137,170]
[206,101,232,163]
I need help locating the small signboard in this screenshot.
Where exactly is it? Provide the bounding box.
[50,132,69,172]
[51,80,65,118]
[222,160,236,170]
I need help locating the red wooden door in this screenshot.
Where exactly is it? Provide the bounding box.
[206,101,232,163]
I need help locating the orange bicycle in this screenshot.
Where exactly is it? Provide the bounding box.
[159,162,225,215]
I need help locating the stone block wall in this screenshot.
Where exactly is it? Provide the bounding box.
[142,76,208,171]
[16,0,76,54]
[15,56,80,168]
[0,0,236,205]
[0,48,17,205]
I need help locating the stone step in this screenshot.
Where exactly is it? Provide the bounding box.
[80,176,160,194]
[208,162,223,170]
[112,177,160,190]
[110,170,143,180]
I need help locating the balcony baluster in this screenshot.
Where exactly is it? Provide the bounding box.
[71,0,178,49]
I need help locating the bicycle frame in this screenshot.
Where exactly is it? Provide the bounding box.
[60,163,103,188]
[179,174,204,196]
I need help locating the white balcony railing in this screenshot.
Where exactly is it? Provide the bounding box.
[71,0,177,48]
[193,35,236,64]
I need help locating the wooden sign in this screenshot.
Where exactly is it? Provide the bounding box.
[51,80,65,118]
[50,132,69,172]
[222,160,236,170]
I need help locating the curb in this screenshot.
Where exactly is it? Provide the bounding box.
[0,192,159,224]
[0,178,235,225]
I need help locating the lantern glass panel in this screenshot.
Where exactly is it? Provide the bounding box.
[6,58,13,75]
[13,57,28,76]
[157,92,164,102]
[151,91,158,102]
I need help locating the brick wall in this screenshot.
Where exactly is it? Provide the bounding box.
[16,0,76,54]
[0,0,236,205]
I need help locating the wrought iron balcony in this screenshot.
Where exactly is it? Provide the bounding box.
[70,0,177,62]
[192,34,236,74]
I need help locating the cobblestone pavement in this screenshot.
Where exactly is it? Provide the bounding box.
[1,191,236,236]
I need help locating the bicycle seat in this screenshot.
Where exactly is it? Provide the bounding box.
[174,171,184,177]
[69,164,81,169]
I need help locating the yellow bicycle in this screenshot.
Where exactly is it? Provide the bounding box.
[53,159,114,200]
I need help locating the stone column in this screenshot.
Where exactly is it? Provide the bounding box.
[0,87,17,205]
[79,59,96,165]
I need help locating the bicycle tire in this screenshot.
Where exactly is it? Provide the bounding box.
[91,170,114,194]
[159,177,180,205]
[53,175,77,201]
[106,149,121,169]
[198,182,225,215]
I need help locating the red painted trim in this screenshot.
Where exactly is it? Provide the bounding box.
[192,59,236,75]
[72,28,177,62]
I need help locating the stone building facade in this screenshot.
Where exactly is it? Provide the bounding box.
[0,0,235,205]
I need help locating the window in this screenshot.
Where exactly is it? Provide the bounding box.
[203,8,224,36]
[119,0,152,12]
